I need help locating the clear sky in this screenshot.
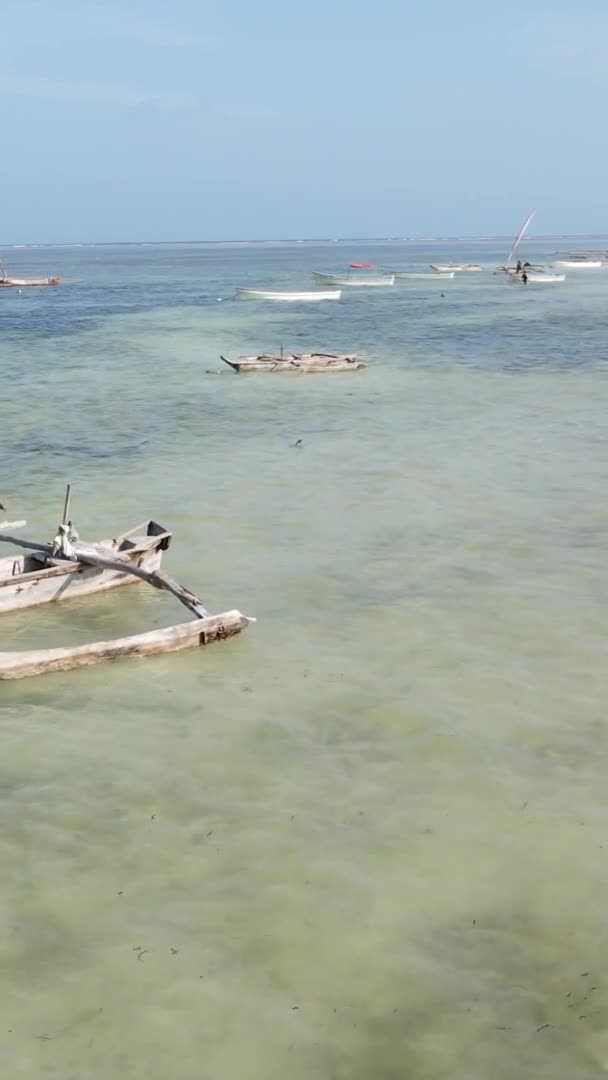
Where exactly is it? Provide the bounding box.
[1,0,607,242]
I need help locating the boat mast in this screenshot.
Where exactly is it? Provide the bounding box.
[505,209,536,267]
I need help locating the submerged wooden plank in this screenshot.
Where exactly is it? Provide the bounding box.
[0,610,254,680]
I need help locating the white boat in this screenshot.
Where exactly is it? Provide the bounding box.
[429,264,483,273]
[509,272,566,284]
[554,260,602,269]
[236,288,341,302]
[392,271,455,280]
[312,272,395,287]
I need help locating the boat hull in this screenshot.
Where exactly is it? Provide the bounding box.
[430,264,483,273]
[311,272,395,287]
[393,271,455,280]
[221,354,366,373]
[554,261,602,269]
[0,610,253,680]
[236,288,340,301]
[0,522,171,613]
[0,277,61,287]
[509,273,566,283]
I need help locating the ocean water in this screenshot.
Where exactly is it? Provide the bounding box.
[1,240,608,1078]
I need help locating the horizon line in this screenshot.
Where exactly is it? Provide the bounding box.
[3,233,608,249]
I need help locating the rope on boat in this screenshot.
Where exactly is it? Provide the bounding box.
[51,521,80,559]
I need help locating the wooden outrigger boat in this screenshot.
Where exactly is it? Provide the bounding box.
[220,352,366,373]
[0,520,172,613]
[0,491,254,680]
[0,276,61,288]
[0,250,60,288]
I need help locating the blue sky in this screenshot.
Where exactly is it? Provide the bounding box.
[1,0,607,241]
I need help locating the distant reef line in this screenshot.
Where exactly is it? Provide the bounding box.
[4,235,608,249]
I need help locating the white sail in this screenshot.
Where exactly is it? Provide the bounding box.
[505,209,536,266]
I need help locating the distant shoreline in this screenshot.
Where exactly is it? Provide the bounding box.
[3,235,608,249]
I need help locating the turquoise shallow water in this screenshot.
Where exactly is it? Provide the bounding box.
[1,241,608,1078]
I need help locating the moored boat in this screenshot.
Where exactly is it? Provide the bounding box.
[0,485,254,680]
[221,352,366,373]
[0,520,171,613]
[429,264,483,273]
[0,276,61,287]
[553,260,602,269]
[312,271,394,287]
[392,270,455,280]
[0,250,60,287]
[236,287,341,301]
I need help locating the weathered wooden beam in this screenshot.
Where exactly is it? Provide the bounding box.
[0,534,209,618]
[0,532,47,551]
[71,549,209,618]
[0,610,254,680]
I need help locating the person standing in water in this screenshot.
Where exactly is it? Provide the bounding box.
[522,271,528,284]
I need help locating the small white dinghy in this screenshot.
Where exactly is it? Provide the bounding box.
[236,288,341,302]
[312,272,395,287]
[554,260,602,269]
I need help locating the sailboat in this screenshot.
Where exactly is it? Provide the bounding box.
[498,209,536,275]
[0,249,60,288]
[498,210,565,283]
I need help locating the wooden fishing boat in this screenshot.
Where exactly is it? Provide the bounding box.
[0,490,254,680]
[0,250,60,287]
[221,352,366,373]
[0,520,171,614]
[392,270,455,280]
[553,260,602,269]
[429,264,482,273]
[311,272,395,287]
[236,288,341,302]
[0,276,61,287]
[497,209,537,278]
[0,610,254,681]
